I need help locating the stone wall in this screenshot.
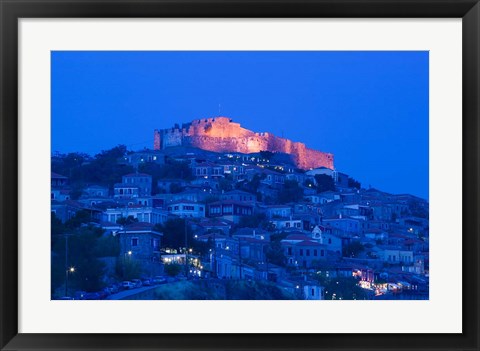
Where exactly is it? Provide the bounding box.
[154,117,334,170]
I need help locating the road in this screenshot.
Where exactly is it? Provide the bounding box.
[106,285,158,300]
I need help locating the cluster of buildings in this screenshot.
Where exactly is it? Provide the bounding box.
[51,147,429,300]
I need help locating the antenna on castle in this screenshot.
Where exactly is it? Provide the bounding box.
[218,103,221,116]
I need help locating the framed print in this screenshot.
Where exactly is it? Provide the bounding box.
[1,0,479,350]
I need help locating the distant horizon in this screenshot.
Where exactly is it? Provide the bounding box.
[52,51,429,199]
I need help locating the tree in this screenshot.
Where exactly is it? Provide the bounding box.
[94,234,120,257]
[116,215,138,226]
[278,180,303,204]
[266,233,288,267]
[51,145,135,194]
[69,184,85,200]
[304,179,315,189]
[218,178,233,192]
[315,276,368,300]
[238,213,266,228]
[80,145,134,189]
[65,210,92,229]
[408,199,429,219]
[169,183,184,194]
[164,263,183,277]
[242,174,263,194]
[139,160,192,194]
[343,241,365,258]
[348,177,361,189]
[116,257,143,281]
[314,174,335,193]
[51,226,109,294]
[51,152,91,179]
[155,218,206,254]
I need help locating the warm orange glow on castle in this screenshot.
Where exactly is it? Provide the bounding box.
[154,117,334,170]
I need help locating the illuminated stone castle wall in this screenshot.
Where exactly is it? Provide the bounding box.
[154,117,334,170]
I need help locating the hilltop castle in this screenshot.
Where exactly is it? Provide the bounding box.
[154,117,334,170]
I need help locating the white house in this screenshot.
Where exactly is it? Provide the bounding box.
[167,200,205,218]
[303,284,324,300]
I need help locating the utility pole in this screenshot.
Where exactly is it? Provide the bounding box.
[184,218,188,278]
[63,233,74,297]
[213,231,217,278]
[238,238,242,280]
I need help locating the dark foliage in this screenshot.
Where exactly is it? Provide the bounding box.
[278,180,303,204]
[314,174,336,193]
[343,241,365,258]
[348,177,361,189]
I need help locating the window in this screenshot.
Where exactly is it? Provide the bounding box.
[306,249,310,256]
[300,249,304,256]
[288,247,292,255]
[131,238,138,246]
[314,249,318,256]
[311,289,315,296]
[321,250,324,257]
[328,238,332,244]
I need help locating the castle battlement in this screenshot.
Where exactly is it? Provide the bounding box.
[154,117,334,170]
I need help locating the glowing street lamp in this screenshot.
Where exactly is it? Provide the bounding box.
[65,266,75,297]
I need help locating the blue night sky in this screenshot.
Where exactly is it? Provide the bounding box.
[51,51,429,200]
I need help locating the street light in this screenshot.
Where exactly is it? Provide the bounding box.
[123,251,133,279]
[65,266,75,297]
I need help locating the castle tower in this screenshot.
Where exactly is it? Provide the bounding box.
[154,129,161,150]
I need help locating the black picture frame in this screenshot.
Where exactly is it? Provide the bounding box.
[1,0,479,350]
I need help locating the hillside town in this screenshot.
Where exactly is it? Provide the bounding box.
[51,144,429,300]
